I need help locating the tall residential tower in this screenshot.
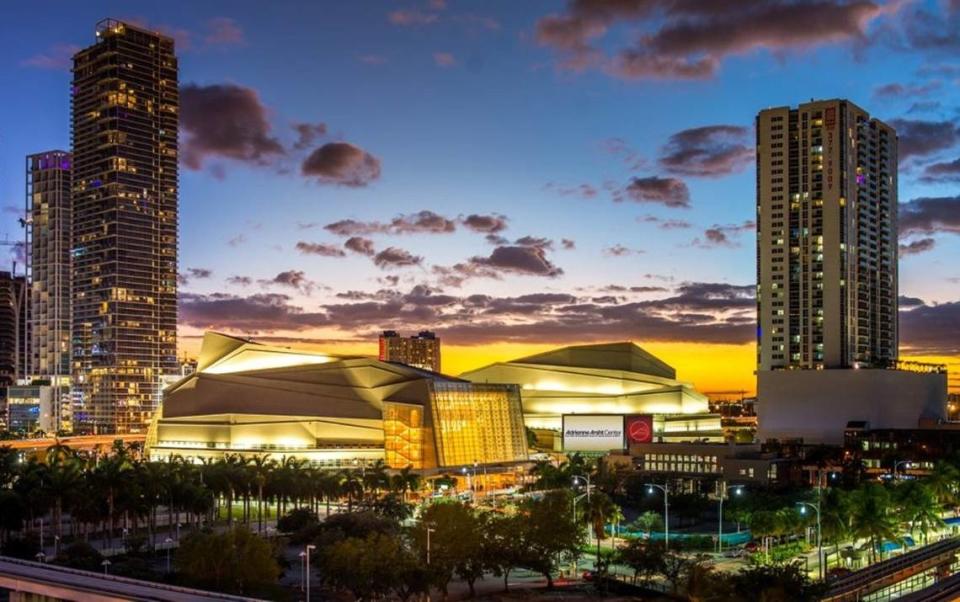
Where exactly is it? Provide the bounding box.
[756,99,898,371]
[379,330,441,373]
[71,19,179,433]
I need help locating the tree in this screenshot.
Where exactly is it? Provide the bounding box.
[585,491,618,564]
[926,461,959,508]
[411,501,483,597]
[175,527,280,594]
[850,483,900,563]
[484,512,527,592]
[317,532,414,600]
[277,507,318,534]
[617,539,665,585]
[728,561,827,601]
[629,511,664,538]
[895,480,943,545]
[516,490,583,588]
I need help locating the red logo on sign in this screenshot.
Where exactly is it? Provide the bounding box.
[626,415,653,443]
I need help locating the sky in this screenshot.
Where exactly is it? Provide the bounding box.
[1,0,959,394]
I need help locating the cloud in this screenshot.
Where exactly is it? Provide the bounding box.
[920,158,960,182]
[889,118,960,161]
[344,236,376,256]
[205,17,245,46]
[900,301,960,355]
[536,0,900,81]
[618,176,690,208]
[461,214,508,234]
[562,238,576,250]
[898,295,926,308]
[325,211,457,236]
[373,247,423,269]
[434,52,457,67]
[658,125,753,177]
[228,234,247,247]
[514,236,554,250]
[693,220,756,248]
[227,275,253,286]
[468,245,563,278]
[295,241,346,257]
[180,83,285,170]
[603,244,642,256]
[260,270,316,294]
[292,122,328,150]
[21,43,80,70]
[180,292,327,332]
[301,142,382,187]
[899,196,960,236]
[545,183,600,199]
[389,9,440,26]
[639,215,693,229]
[873,81,940,99]
[899,237,936,256]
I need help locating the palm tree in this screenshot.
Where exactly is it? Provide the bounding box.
[851,483,900,563]
[821,487,853,566]
[43,451,81,543]
[390,465,421,503]
[92,453,132,547]
[585,491,618,565]
[895,480,943,545]
[925,462,959,509]
[248,455,275,532]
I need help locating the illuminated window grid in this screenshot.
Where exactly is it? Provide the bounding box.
[429,383,526,467]
[383,402,425,469]
[644,453,719,474]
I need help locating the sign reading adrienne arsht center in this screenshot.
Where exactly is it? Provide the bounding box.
[562,415,625,452]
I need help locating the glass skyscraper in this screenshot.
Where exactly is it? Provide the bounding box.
[71,19,179,434]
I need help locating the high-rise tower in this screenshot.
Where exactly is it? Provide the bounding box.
[71,19,179,433]
[379,330,441,373]
[756,99,898,371]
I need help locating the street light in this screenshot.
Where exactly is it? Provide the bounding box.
[164,537,173,573]
[426,524,436,565]
[305,544,316,601]
[717,482,744,554]
[645,483,670,551]
[298,551,306,592]
[101,559,111,576]
[571,493,587,576]
[34,552,46,564]
[797,502,823,581]
[572,475,592,546]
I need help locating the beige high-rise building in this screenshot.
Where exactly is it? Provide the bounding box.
[71,20,179,434]
[379,330,441,373]
[756,99,898,371]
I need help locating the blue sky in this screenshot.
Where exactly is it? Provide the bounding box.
[1,0,958,388]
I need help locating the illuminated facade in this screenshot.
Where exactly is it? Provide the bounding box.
[71,20,179,434]
[756,100,898,370]
[460,342,722,445]
[146,333,528,470]
[379,330,441,372]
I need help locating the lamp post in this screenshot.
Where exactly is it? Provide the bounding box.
[573,475,592,547]
[718,482,744,554]
[571,493,587,576]
[645,483,670,551]
[797,502,823,581]
[426,524,436,565]
[298,551,306,592]
[101,559,111,576]
[305,544,316,601]
[54,535,60,559]
[164,537,173,573]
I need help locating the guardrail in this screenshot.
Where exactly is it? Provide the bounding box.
[825,537,960,599]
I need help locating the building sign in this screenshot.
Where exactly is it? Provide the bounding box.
[562,415,625,452]
[625,414,654,444]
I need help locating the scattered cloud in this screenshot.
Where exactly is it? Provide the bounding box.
[466,245,563,278]
[295,241,347,257]
[873,81,940,99]
[228,234,247,247]
[693,221,756,248]
[461,214,508,234]
[389,9,439,26]
[901,300,960,355]
[434,52,457,67]
[205,17,245,47]
[325,211,458,236]
[899,196,960,236]
[227,275,253,286]
[373,247,423,269]
[21,43,80,70]
[889,118,960,162]
[260,270,316,294]
[658,125,753,177]
[181,83,285,170]
[180,292,327,332]
[639,215,693,230]
[545,182,600,199]
[344,236,376,256]
[535,1,901,81]
[292,122,328,150]
[899,237,936,256]
[919,158,960,183]
[603,244,642,257]
[301,142,382,187]
[561,238,576,250]
[617,176,690,208]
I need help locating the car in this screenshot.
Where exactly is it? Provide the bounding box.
[582,571,595,581]
[826,567,852,581]
[722,547,744,558]
[744,541,759,553]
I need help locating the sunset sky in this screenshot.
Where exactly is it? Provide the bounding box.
[1,0,959,393]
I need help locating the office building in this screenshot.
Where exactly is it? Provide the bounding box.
[26,151,73,429]
[5,384,59,435]
[756,99,897,370]
[71,19,179,434]
[146,333,528,472]
[379,330,441,372]
[461,342,722,450]
[0,271,29,387]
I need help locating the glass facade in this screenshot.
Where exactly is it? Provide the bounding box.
[383,402,427,469]
[429,382,527,467]
[71,20,179,434]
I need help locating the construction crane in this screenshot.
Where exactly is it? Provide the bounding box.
[0,221,29,382]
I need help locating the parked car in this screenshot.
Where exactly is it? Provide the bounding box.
[826,567,853,581]
[722,547,745,558]
[744,541,759,553]
[582,571,595,582]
